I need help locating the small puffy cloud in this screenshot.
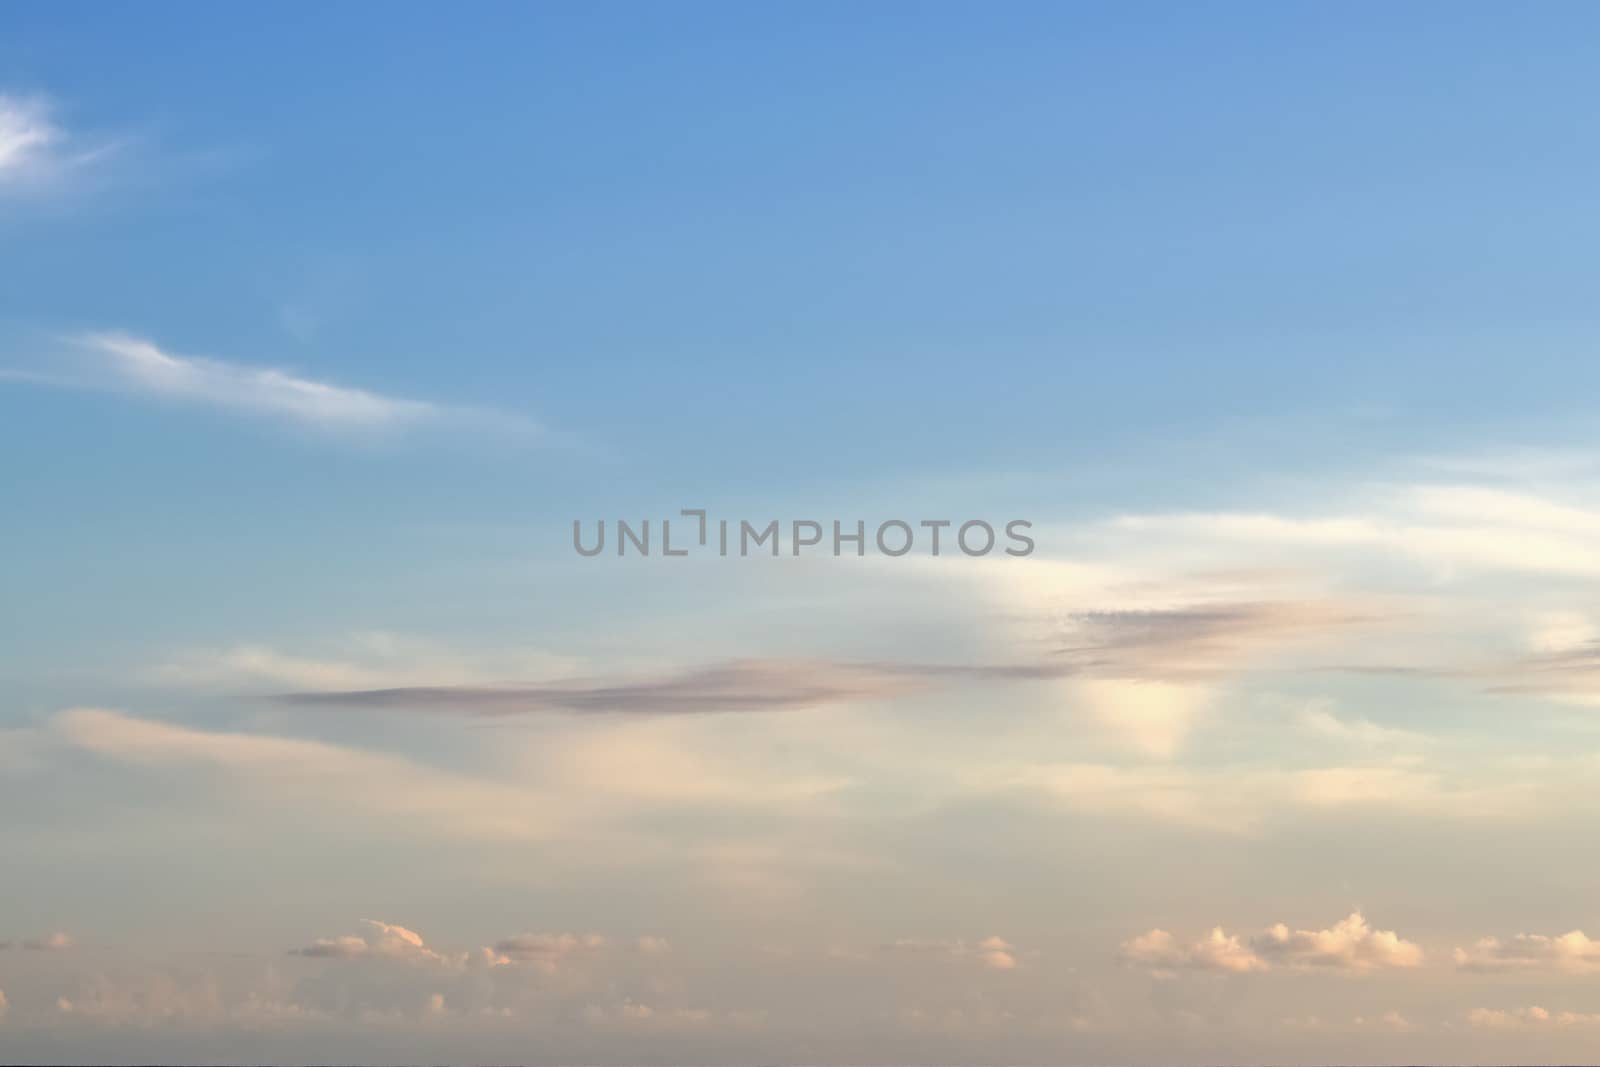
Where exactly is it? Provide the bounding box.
[22,931,73,951]
[1121,927,1266,975]
[881,936,1020,970]
[975,935,1017,970]
[1455,930,1600,973]
[1468,1005,1600,1029]
[492,933,605,971]
[636,935,671,955]
[0,988,8,1020]
[1253,912,1423,971]
[1123,912,1420,975]
[291,919,442,962]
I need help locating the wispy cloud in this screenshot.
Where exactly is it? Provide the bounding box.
[274,658,928,716]
[4,332,540,438]
[0,94,121,195]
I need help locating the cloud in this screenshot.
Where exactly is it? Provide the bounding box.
[998,755,1540,834]
[22,932,73,951]
[636,936,671,955]
[1468,1005,1600,1029]
[1251,912,1422,971]
[151,634,577,692]
[1120,927,1267,975]
[492,933,606,971]
[0,96,58,177]
[2,332,539,438]
[289,922,610,977]
[1123,912,1420,974]
[78,332,456,432]
[1454,930,1600,973]
[50,707,562,842]
[292,920,443,963]
[1296,703,1424,746]
[880,936,1020,971]
[1053,602,1379,682]
[277,658,927,716]
[0,94,119,194]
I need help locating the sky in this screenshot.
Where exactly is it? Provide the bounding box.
[7,2,1600,1063]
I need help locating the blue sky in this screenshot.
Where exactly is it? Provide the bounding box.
[8,4,1600,1063]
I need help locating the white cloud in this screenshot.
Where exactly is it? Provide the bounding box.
[79,332,443,431]
[1252,912,1422,971]
[292,920,443,963]
[0,96,58,176]
[3,332,540,438]
[1454,930,1600,973]
[0,94,122,196]
[1121,927,1267,975]
[1123,912,1420,974]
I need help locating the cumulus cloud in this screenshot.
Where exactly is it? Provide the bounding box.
[1120,927,1266,975]
[1252,912,1422,971]
[291,920,442,962]
[1122,912,1420,975]
[1454,930,1600,973]
[288,921,613,979]
[493,933,606,971]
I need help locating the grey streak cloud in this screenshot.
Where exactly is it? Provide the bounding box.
[275,659,939,716]
[271,601,1399,718]
[1052,602,1383,680]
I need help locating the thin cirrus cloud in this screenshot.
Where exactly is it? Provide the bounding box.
[82,332,536,436]
[0,93,128,198]
[0,95,88,190]
[2,331,542,439]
